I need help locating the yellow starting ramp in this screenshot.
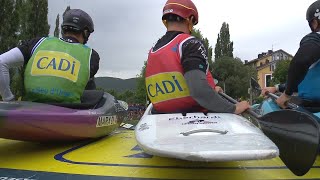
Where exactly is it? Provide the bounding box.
[0,129,319,180]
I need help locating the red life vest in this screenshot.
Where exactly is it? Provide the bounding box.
[145,33,216,113]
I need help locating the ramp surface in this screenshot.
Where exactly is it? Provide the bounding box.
[0,129,319,180]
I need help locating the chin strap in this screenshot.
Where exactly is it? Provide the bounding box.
[309,21,316,32]
[308,19,320,32]
[188,21,193,33]
[162,20,168,28]
[186,18,194,33]
[82,30,91,44]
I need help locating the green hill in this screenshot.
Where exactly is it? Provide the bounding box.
[95,77,137,92]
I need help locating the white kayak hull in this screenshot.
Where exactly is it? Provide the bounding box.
[135,104,279,162]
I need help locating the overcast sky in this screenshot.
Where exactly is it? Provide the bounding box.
[48,0,315,79]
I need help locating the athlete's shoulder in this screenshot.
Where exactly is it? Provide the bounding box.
[18,37,45,48]
[153,31,183,51]
[300,32,320,47]
[182,36,205,47]
[44,36,58,40]
[17,37,47,60]
[91,49,100,60]
[181,36,208,60]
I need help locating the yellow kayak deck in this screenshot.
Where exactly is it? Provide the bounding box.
[0,129,319,180]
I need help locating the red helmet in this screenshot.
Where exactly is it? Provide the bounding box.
[162,0,199,25]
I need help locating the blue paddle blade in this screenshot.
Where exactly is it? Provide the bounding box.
[259,109,320,176]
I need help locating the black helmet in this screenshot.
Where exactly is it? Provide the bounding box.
[61,9,94,44]
[62,9,94,33]
[306,0,320,22]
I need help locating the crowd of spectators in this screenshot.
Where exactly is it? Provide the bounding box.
[126,104,146,121]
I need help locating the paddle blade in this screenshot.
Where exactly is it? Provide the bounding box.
[250,77,261,91]
[258,109,320,176]
[250,77,262,97]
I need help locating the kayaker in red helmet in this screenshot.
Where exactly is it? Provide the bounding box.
[145,0,250,114]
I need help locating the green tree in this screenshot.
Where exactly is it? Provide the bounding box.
[14,0,50,41]
[54,6,71,38]
[135,61,147,105]
[212,56,257,99]
[106,89,136,104]
[118,90,136,103]
[60,6,71,36]
[63,6,71,18]
[54,14,60,37]
[192,28,213,70]
[0,0,19,52]
[106,89,119,99]
[214,22,234,60]
[26,0,50,38]
[0,0,50,50]
[3,0,50,98]
[271,59,291,85]
[15,0,28,41]
[0,0,26,98]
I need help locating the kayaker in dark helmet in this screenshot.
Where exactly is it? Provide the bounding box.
[262,0,320,108]
[145,0,250,114]
[0,9,100,103]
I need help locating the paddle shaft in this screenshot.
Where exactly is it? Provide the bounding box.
[265,92,299,109]
[249,78,298,109]
[219,92,261,118]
